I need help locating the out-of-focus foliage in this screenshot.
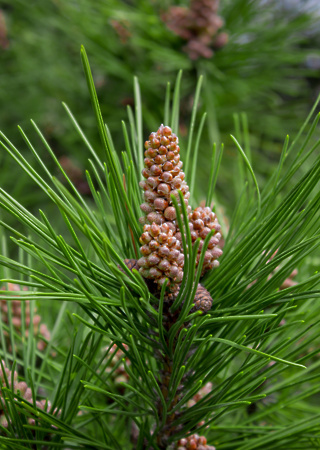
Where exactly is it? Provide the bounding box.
[0,0,320,208]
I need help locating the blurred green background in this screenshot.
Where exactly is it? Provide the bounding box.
[1,0,320,212]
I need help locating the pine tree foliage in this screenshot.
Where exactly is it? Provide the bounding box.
[0,47,319,449]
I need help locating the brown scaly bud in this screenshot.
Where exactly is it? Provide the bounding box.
[174,434,216,450]
[0,360,59,428]
[192,284,213,313]
[139,124,191,228]
[0,283,51,351]
[138,223,184,295]
[122,258,140,272]
[186,207,222,276]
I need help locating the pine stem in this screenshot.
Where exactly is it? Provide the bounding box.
[155,303,185,448]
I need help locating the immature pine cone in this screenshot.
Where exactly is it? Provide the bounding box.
[188,381,213,407]
[138,126,222,298]
[0,360,56,429]
[185,206,222,276]
[162,0,228,60]
[1,283,51,351]
[138,223,184,294]
[175,434,215,450]
[138,125,190,294]
[187,381,213,430]
[139,124,191,229]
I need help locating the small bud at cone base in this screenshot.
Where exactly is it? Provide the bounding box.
[0,360,60,429]
[192,284,213,313]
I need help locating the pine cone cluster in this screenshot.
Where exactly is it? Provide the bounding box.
[162,0,228,60]
[175,434,216,450]
[138,125,190,294]
[137,125,223,305]
[0,283,51,351]
[138,223,184,294]
[0,360,56,429]
[183,206,223,276]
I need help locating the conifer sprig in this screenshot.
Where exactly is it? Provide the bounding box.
[0,48,318,448]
